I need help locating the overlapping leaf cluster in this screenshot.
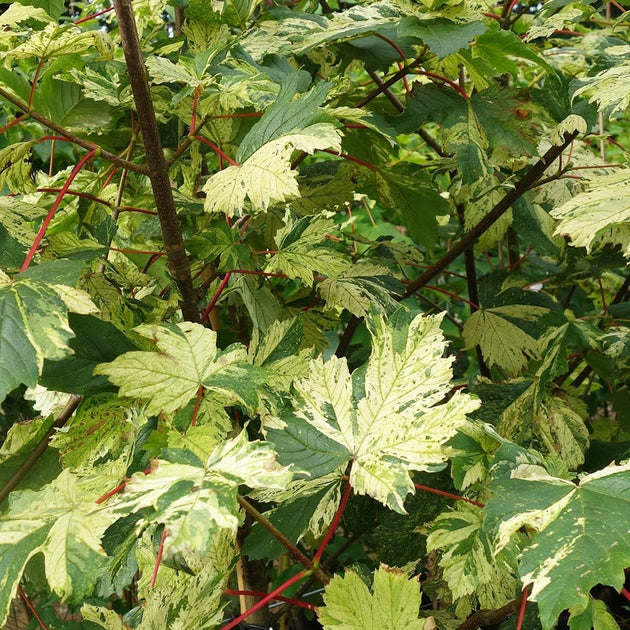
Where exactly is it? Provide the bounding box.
[0,0,629,627]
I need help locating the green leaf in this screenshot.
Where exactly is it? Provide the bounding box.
[463,306,548,375]
[398,17,486,58]
[427,502,519,609]
[568,597,620,630]
[15,0,65,20]
[102,431,291,561]
[369,164,450,248]
[0,465,124,626]
[550,169,630,258]
[318,565,425,630]
[40,313,137,395]
[269,309,479,512]
[485,462,630,630]
[471,26,553,76]
[265,212,351,286]
[0,272,92,403]
[95,322,264,415]
[35,76,113,135]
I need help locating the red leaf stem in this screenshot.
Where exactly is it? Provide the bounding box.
[150,527,168,589]
[416,70,468,98]
[414,482,484,507]
[313,481,352,563]
[21,148,97,271]
[17,586,49,630]
[0,113,28,135]
[220,570,309,630]
[141,252,165,273]
[200,271,232,323]
[320,148,377,170]
[191,385,204,427]
[424,284,480,310]
[101,166,119,188]
[374,33,407,62]
[28,58,45,109]
[621,587,630,603]
[75,5,116,23]
[95,481,127,504]
[193,136,239,166]
[515,584,530,630]
[223,589,317,611]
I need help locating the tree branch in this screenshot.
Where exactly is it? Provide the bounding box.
[336,131,579,357]
[0,395,82,505]
[113,0,199,322]
[237,495,330,585]
[455,594,523,630]
[0,87,147,174]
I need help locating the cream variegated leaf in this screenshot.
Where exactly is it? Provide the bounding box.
[95,322,264,415]
[101,431,291,562]
[485,462,630,630]
[426,502,520,610]
[203,124,342,216]
[268,309,479,512]
[550,169,630,258]
[319,566,425,630]
[0,464,126,626]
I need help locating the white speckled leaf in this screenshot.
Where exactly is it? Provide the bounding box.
[484,462,630,630]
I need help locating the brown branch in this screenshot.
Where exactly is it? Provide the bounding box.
[0,87,147,174]
[113,0,199,323]
[0,395,82,505]
[355,58,424,109]
[455,594,523,629]
[237,495,330,585]
[336,131,579,357]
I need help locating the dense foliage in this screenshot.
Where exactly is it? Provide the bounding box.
[0,0,629,628]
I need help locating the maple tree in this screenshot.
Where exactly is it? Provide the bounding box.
[0,0,629,628]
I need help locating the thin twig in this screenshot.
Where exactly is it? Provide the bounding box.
[336,131,579,356]
[0,87,146,174]
[0,395,82,505]
[236,495,330,585]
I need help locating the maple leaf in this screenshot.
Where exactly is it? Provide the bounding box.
[102,431,291,562]
[427,502,520,610]
[318,565,425,630]
[268,308,480,512]
[203,124,342,217]
[484,461,630,630]
[95,322,264,415]
[265,212,351,286]
[550,169,630,258]
[0,269,98,402]
[0,465,125,626]
[463,305,549,375]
